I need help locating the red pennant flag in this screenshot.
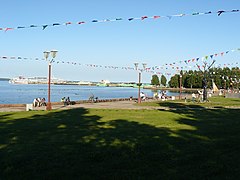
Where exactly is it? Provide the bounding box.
[5,28,13,32]
[78,21,85,24]
[153,16,160,19]
[141,16,148,20]
[221,52,224,56]
[65,22,72,25]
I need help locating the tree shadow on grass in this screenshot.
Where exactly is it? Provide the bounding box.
[231,99,240,103]
[0,113,14,121]
[0,107,240,179]
[156,101,206,109]
[161,106,240,178]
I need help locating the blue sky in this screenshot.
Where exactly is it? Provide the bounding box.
[0,0,239,82]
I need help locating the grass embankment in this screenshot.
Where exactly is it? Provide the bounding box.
[140,96,240,108]
[1,100,240,179]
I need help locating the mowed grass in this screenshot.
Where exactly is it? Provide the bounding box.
[1,106,240,179]
[140,96,240,109]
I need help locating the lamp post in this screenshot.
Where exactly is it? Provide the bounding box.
[230,78,234,93]
[234,76,239,91]
[221,75,228,96]
[237,79,239,92]
[44,50,58,111]
[224,79,227,96]
[179,74,182,100]
[134,62,147,104]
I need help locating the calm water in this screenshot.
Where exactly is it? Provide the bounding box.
[0,80,181,104]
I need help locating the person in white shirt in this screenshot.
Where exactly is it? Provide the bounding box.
[140,92,146,101]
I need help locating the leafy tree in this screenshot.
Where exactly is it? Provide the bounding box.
[168,67,239,89]
[168,74,179,88]
[151,74,160,86]
[196,72,204,88]
[184,74,193,88]
[160,75,167,87]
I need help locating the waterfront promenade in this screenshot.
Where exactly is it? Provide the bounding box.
[1,94,239,112]
[0,95,187,112]
[0,99,155,112]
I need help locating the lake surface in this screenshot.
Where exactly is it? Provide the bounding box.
[0,80,181,104]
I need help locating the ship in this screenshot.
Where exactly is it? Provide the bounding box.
[9,76,66,84]
[9,76,28,84]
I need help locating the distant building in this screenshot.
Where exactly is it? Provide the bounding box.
[100,80,110,84]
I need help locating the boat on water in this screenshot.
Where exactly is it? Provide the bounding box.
[9,76,65,84]
[9,76,28,84]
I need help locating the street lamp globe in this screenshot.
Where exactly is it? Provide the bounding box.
[142,63,147,70]
[43,51,50,60]
[51,50,58,58]
[134,62,139,70]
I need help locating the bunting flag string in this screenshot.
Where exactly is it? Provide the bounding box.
[1,48,239,76]
[0,55,137,71]
[0,9,239,32]
[150,48,240,72]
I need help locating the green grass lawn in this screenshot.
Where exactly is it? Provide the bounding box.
[140,96,240,109]
[1,106,240,179]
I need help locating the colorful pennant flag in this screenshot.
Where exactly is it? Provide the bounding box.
[0,9,239,32]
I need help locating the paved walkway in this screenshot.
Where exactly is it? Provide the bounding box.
[1,99,239,112]
[0,100,156,112]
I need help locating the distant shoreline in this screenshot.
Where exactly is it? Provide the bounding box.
[0,78,10,81]
[0,78,200,92]
[147,87,200,92]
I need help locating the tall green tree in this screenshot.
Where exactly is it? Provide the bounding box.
[160,75,167,87]
[168,67,239,89]
[184,74,193,88]
[168,74,179,88]
[151,74,160,86]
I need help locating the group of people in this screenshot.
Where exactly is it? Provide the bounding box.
[61,97,71,105]
[33,97,46,107]
[153,91,167,100]
[139,91,169,101]
[191,91,204,102]
[88,94,99,103]
[33,96,73,107]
